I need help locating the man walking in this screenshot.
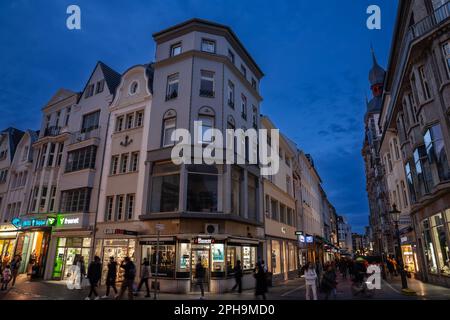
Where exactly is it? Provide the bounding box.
[195,257,205,299]
[231,260,243,293]
[116,257,136,300]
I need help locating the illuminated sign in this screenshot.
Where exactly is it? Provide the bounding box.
[104,229,138,236]
[11,216,56,230]
[306,236,314,243]
[194,237,215,244]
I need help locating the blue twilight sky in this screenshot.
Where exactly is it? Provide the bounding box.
[0,0,399,233]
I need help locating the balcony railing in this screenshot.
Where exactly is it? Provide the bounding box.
[43,126,63,137]
[387,1,450,125]
[69,127,101,144]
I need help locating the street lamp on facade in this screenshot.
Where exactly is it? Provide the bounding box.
[389,204,416,296]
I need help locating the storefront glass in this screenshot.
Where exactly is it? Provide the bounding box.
[401,245,416,273]
[100,238,136,283]
[52,237,91,279]
[288,242,296,271]
[211,243,225,273]
[0,239,16,267]
[178,242,191,274]
[15,231,50,277]
[271,240,281,275]
[142,243,175,277]
[430,213,450,276]
[422,219,438,274]
[226,245,242,274]
[242,246,256,270]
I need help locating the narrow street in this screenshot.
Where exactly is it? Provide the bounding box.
[2,273,450,301]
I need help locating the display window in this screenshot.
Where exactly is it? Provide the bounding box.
[422,218,438,274]
[15,231,50,277]
[271,240,281,275]
[99,238,136,283]
[242,246,256,271]
[226,245,241,274]
[0,239,16,268]
[142,243,175,277]
[178,242,191,274]
[288,242,296,271]
[212,243,225,272]
[401,245,416,273]
[52,237,91,280]
[430,213,450,276]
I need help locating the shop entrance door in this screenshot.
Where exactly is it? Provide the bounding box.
[190,247,210,293]
[15,231,50,277]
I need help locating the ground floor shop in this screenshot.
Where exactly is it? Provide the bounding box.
[265,237,298,282]
[0,224,18,269]
[413,195,450,287]
[14,229,51,277]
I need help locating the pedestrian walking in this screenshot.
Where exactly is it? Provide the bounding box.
[315,259,323,290]
[254,262,267,300]
[85,256,102,300]
[10,255,21,287]
[304,262,318,300]
[321,265,337,300]
[78,255,86,285]
[195,257,206,299]
[386,258,395,280]
[102,256,118,299]
[1,265,11,291]
[231,260,243,293]
[116,257,136,300]
[136,258,151,298]
[339,259,348,279]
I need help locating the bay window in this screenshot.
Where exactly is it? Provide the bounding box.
[424,124,450,183]
[187,164,218,212]
[443,42,450,78]
[60,188,91,213]
[413,146,433,196]
[430,213,450,276]
[150,162,180,213]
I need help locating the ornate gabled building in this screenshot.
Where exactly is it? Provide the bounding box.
[362,50,395,259]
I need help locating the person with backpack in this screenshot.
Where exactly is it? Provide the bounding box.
[85,256,102,300]
[102,256,118,299]
[231,260,243,293]
[116,257,136,300]
[136,258,151,298]
[195,257,206,299]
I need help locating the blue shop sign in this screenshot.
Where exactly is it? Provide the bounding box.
[11,216,56,230]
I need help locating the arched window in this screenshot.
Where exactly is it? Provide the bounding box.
[162,109,177,147]
[198,106,215,144]
[129,81,139,95]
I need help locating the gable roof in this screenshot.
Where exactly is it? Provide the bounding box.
[78,61,121,103]
[43,88,78,110]
[1,127,25,162]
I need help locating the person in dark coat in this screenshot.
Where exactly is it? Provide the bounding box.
[321,265,337,300]
[254,262,267,300]
[231,260,243,293]
[85,256,102,300]
[195,257,206,299]
[10,255,22,287]
[116,257,136,300]
[102,256,118,298]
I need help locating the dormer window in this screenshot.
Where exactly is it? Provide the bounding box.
[170,43,182,57]
[96,80,105,94]
[84,84,95,98]
[201,39,216,54]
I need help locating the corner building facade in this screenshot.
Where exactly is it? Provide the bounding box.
[139,19,265,293]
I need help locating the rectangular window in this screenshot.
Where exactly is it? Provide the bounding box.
[280,204,286,223]
[47,143,55,167]
[105,196,114,221]
[39,186,48,212]
[228,49,235,64]
[66,146,97,173]
[115,195,124,221]
[170,43,182,57]
[111,155,119,175]
[56,143,64,166]
[82,110,100,133]
[135,110,144,127]
[150,163,180,213]
[251,78,257,90]
[405,162,417,204]
[286,176,292,194]
[115,116,124,132]
[120,153,129,173]
[248,174,257,220]
[60,188,91,213]
[84,84,94,98]
[200,70,215,97]
[271,199,278,221]
[125,113,134,130]
[31,187,38,212]
[95,79,105,94]
[39,143,47,168]
[198,115,214,144]
[227,81,235,108]
[65,107,71,126]
[163,118,176,147]
[287,208,293,226]
[414,146,433,196]
[424,124,450,183]
[166,73,179,100]
[430,214,450,276]
[201,39,216,53]
[443,42,450,78]
[418,66,432,100]
[187,165,218,212]
[241,94,247,119]
[126,194,135,220]
[240,64,247,78]
[130,152,139,172]
[49,186,56,212]
[401,180,409,208]
[231,167,242,216]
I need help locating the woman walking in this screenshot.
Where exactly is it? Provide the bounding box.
[304,262,318,300]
